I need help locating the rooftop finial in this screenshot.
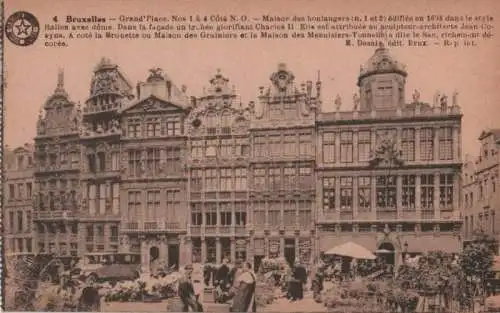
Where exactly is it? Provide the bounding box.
[57,68,64,89]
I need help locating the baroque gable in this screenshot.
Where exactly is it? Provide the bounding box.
[120,95,185,115]
[185,70,251,136]
[251,63,320,125]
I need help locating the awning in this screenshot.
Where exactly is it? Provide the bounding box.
[324,241,376,260]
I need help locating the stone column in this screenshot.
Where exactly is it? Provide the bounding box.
[140,236,150,273]
[215,237,221,263]
[264,236,269,258]
[159,235,168,260]
[280,237,285,258]
[415,127,421,162]
[295,236,300,261]
[317,130,323,165]
[335,131,340,165]
[353,176,359,218]
[248,237,254,261]
[230,237,236,263]
[434,127,440,161]
[452,126,460,163]
[353,130,359,163]
[415,175,422,218]
[434,172,441,219]
[201,238,207,263]
[453,172,460,213]
[180,236,192,266]
[397,175,402,219]
[371,175,377,217]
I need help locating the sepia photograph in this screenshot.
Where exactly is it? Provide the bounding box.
[3,0,500,312]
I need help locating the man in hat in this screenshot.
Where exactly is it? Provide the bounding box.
[178,264,203,312]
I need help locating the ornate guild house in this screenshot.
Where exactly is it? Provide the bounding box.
[18,45,463,271]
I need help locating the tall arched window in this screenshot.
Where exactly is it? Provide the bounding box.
[205,112,218,135]
[221,111,232,134]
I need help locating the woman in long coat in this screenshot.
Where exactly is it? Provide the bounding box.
[228,262,257,312]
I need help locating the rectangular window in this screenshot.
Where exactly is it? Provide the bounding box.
[127,119,141,138]
[299,134,312,156]
[220,211,232,226]
[254,136,267,157]
[402,175,416,211]
[97,152,106,172]
[401,129,415,161]
[376,175,397,209]
[146,190,160,219]
[420,128,434,161]
[253,201,266,226]
[205,204,217,225]
[128,150,142,177]
[112,183,120,214]
[205,114,217,135]
[269,135,281,157]
[146,118,161,137]
[421,174,434,209]
[9,184,15,199]
[17,183,24,199]
[220,168,232,191]
[440,174,454,210]
[235,168,247,190]
[340,131,353,163]
[323,178,336,212]
[322,132,336,163]
[191,140,203,160]
[235,139,249,157]
[269,168,281,190]
[17,211,23,233]
[340,177,353,210]
[204,169,217,191]
[439,127,453,160]
[111,152,120,171]
[166,118,181,136]
[146,148,161,176]
[166,190,181,222]
[87,154,96,173]
[283,167,296,190]
[191,211,202,225]
[284,134,296,156]
[299,167,312,189]
[298,201,311,227]
[220,139,233,158]
[235,211,247,226]
[283,201,296,226]
[127,191,141,218]
[358,131,371,162]
[191,169,203,191]
[205,139,217,158]
[268,201,280,226]
[253,168,266,190]
[358,177,371,212]
[166,147,181,174]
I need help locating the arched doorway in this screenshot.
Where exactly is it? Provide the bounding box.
[377,242,395,267]
[149,246,160,264]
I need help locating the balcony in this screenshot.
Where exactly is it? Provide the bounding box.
[376,210,397,220]
[205,226,217,234]
[235,225,246,235]
[120,220,185,233]
[33,210,77,220]
[219,226,231,234]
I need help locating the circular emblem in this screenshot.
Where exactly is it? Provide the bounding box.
[5,11,40,46]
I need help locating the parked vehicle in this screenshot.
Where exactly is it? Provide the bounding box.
[77,252,141,285]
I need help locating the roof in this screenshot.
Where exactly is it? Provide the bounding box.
[479,128,500,141]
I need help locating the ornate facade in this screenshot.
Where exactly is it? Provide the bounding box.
[462,129,500,246]
[4,144,35,256]
[33,71,81,256]
[185,70,251,265]
[316,45,463,267]
[22,45,463,270]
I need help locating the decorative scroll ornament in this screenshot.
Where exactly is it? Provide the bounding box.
[412,89,420,103]
[335,94,342,111]
[270,63,294,92]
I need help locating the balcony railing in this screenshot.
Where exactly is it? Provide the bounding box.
[120,220,185,232]
[34,210,77,220]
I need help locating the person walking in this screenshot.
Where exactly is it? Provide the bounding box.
[178,264,203,312]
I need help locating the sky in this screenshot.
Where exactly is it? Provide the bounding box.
[4,0,500,159]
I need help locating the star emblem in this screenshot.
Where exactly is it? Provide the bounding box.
[14,18,31,37]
